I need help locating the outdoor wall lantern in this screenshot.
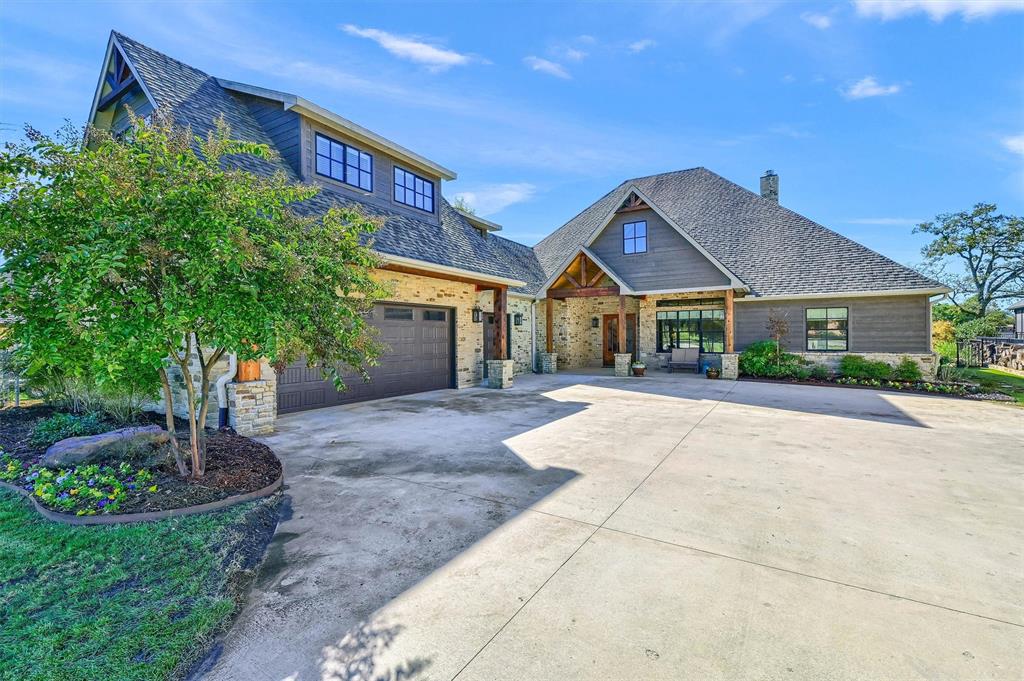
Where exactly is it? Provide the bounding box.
[513,312,524,326]
[472,307,483,323]
[591,317,600,328]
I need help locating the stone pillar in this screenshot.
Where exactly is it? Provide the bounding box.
[539,352,558,374]
[228,359,277,436]
[614,353,632,377]
[487,359,514,388]
[721,353,739,380]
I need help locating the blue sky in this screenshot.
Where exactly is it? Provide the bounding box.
[1,0,1022,268]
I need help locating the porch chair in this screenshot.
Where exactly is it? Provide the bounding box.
[667,347,700,374]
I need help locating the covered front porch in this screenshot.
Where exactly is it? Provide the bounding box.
[536,252,738,376]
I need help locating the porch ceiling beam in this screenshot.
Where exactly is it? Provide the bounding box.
[548,286,620,299]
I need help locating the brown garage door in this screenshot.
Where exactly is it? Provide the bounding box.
[277,303,454,414]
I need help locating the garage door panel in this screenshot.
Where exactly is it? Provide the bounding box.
[277,303,453,414]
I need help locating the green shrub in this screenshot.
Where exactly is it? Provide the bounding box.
[29,412,109,449]
[810,364,831,380]
[934,339,957,363]
[893,356,923,381]
[838,354,892,380]
[739,340,802,377]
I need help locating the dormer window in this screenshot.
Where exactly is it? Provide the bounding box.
[394,167,434,213]
[315,133,372,191]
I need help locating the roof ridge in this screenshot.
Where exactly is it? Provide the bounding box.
[111,30,210,78]
[622,166,706,184]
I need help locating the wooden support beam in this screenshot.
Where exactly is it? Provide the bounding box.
[546,297,554,354]
[96,74,138,111]
[586,267,604,288]
[580,254,587,287]
[548,286,620,299]
[494,286,508,361]
[563,271,582,289]
[618,295,627,355]
[725,288,735,353]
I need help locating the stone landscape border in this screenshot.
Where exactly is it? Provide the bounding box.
[0,472,283,526]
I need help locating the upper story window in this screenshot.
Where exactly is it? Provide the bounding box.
[394,167,434,213]
[806,307,848,351]
[315,133,373,191]
[623,220,647,254]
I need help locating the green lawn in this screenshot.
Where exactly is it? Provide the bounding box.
[0,490,278,681]
[963,367,1024,405]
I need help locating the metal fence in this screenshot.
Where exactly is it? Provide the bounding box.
[957,336,1024,368]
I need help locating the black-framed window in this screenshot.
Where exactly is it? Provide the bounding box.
[656,309,724,353]
[394,167,434,212]
[806,307,848,351]
[315,133,373,191]
[623,220,647,254]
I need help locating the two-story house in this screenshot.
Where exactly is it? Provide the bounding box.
[86,32,946,435]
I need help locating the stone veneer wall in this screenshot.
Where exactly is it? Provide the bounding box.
[538,296,641,369]
[798,352,938,379]
[227,359,277,436]
[637,291,734,368]
[986,341,1024,376]
[146,342,231,429]
[477,291,535,376]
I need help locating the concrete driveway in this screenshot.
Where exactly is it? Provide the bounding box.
[204,372,1024,681]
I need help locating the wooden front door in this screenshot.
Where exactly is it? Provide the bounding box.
[602,313,636,366]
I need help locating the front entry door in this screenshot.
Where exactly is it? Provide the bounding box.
[602,314,636,366]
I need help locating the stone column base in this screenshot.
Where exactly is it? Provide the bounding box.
[228,379,276,435]
[721,353,739,380]
[614,353,632,377]
[487,359,514,388]
[539,352,558,374]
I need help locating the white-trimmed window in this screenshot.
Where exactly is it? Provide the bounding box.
[394,167,434,212]
[315,133,373,191]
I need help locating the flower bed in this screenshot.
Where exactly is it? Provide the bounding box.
[741,375,986,399]
[1,457,156,516]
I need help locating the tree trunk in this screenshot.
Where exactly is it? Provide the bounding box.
[159,366,187,477]
[194,348,224,478]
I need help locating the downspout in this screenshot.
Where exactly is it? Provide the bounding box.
[216,353,238,429]
[531,300,538,373]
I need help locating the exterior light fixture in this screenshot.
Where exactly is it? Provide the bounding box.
[591,317,600,328]
[472,307,482,323]
[513,312,523,326]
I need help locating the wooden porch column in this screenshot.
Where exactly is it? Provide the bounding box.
[617,295,627,353]
[494,286,508,360]
[545,296,554,353]
[725,288,735,353]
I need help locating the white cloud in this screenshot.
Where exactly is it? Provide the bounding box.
[340,24,474,71]
[781,74,796,83]
[801,12,833,29]
[452,183,537,216]
[523,56,571,79]
[1001,134,1024,156]
[853,0,1024,21]
[845,218,923,225]
[841,76,902,99]
[555,46,588,62]
[628,39,657,53]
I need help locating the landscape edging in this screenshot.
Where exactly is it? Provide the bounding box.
[0,472,283,525]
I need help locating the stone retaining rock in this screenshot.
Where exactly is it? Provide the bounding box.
[43,425,169,467]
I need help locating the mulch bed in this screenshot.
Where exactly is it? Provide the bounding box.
[119,431,281,513]
[738,376,998,400]
[1,405,282,514]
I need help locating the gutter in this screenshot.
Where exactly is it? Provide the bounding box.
[215,354,238,429]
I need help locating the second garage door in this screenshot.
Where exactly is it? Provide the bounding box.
[277,303,454,414]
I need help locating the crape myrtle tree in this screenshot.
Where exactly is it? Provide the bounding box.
[0,113,387,478]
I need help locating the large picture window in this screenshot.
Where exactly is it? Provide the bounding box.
[315,133,373,191]
[394,167,434,212]
[656,309,724,353]
[623,221,647,254]
[806,307,848,351]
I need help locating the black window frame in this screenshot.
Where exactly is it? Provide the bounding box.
[656,309,725,353]
[393,166,435,213]
[622,220,648,254]
[805,307,849,351]
[314,133,373,192]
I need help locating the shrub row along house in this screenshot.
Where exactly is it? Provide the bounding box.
[87,31,948,434]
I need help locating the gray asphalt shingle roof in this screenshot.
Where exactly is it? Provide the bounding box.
[112,32,530,285]
[113,32,941,300]
[533,167,944,297]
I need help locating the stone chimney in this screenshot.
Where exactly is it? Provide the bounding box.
[760,170,779,203]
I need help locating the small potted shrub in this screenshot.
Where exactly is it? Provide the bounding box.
[631,361,646,377]
[705,366,721,379]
